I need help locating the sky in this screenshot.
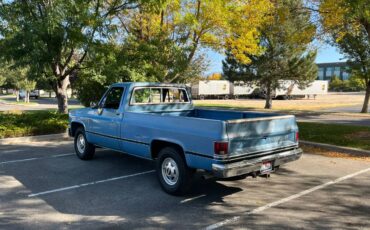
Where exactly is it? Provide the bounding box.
[204,44,346,75]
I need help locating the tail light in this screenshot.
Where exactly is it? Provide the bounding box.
[295,132,299,142]
[214,141,228,155]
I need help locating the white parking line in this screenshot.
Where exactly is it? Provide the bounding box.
[0,149,108,165]
[0,149,23,154]
[28,170,156,197]
[0,153,74,165]
[205,166,370,230]
[180,194,206,204]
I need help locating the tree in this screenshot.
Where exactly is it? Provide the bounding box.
[0,61,30,101]
[75,43,132,107]
[0,0,149,113]
[116,0,273,82]
[75,0,274,106]
[0,62,7,89]
[207,73,223,80]
[223,0,317,109]
[20,79,36,103]
[320,0,370,113]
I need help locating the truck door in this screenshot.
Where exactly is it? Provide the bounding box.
[88,87,125,150]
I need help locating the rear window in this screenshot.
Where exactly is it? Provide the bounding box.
[130,87,189,105]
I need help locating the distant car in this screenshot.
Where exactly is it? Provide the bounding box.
[19,90,40,99]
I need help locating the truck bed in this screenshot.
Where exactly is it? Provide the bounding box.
[154,109,278,120]
[148,109,298,158]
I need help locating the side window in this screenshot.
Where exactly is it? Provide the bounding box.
[131,88,162,104]
[162,88,189,103]
[130,87,189,105]
[150,88,161,103]
[101,87,124,109]
[131,88,151,104]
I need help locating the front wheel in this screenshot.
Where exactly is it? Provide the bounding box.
[74,128,95,160]
[156,147,193,195]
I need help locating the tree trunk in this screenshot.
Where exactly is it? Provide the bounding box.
[15,90,19,102]
[25,91,30,103]
[360,81,370,113]
[264,82,273,109]
[55,76,70,114]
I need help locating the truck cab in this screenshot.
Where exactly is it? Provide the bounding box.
[69,82,302,195]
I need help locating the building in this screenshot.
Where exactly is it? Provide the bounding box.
[317,62,351,81]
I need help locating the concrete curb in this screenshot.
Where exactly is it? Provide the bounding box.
[0,132,70,145]
[300,140,370,156]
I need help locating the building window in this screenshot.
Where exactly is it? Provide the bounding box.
[333,67,341,78]
[318,67,324,80]
[325,67,333,79]
[342,71,349,80]
[324,67,333,80]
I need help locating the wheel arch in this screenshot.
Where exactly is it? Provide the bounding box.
[70,121,86,137]
[150,139,186,161]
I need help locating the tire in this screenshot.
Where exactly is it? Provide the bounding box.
[156,147,192,195]
[74,127,95,160]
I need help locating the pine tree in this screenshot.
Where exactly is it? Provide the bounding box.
[223,0,317,109]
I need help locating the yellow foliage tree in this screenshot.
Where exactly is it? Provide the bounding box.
[320,0,370,113]
[118,0,273,82]
[207,73,222,80]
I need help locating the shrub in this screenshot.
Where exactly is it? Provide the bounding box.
[329,76,365,92]
[0,111,68,138]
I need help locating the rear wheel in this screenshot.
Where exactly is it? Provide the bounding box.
[156,147,192,195]
[74,128,95,160]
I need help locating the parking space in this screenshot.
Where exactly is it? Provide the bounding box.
[1,140,369,229]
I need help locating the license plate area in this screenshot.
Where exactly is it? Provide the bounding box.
[260,161,273,174]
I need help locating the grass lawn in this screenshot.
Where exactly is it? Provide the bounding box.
[0,111,68,138]
[193,93,366,111]
[298,122,370,151]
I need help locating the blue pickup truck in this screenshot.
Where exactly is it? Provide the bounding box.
[69,82,302,195]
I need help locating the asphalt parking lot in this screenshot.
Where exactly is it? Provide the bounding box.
[1,140,369,229]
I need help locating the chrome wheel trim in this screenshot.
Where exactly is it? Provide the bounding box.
[77,134,86,153]
[161,157,179,186]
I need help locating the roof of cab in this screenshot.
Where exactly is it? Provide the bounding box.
[111,82,188,88]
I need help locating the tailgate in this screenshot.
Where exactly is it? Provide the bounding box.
[226,115,298,157]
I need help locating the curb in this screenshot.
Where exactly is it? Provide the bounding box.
[0,132,70,145]
[300,140,370,156]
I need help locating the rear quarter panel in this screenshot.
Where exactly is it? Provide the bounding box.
[121,112,225,171]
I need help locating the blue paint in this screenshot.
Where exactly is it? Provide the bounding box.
[69,82,299,172]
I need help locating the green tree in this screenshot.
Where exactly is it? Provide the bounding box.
[0,0,149,113]
[0,61,7,89]
[116,0,273,82]
[20,79,36,103]
[320,0,370,113]
[0,62,30,101]
[75,0,273,106]
[223,0,317,109]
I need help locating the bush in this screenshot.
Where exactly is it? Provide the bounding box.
[75,76,107,107]
[329,76,365,92]
[0,111,68,138]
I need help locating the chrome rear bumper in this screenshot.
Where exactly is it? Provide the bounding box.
[212,148,303,178]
